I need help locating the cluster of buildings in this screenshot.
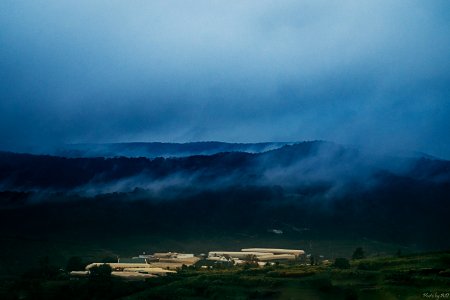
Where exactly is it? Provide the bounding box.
[70,247,305,280]
[207,248,305,267]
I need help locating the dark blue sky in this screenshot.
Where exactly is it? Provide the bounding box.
[1,1,449,158]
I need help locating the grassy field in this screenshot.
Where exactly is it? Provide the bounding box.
[1,250,449,300]
[0,233,416,277]
[121,251,450,300]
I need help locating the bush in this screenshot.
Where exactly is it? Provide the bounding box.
[357,261,380,271]
[242,262,259,270]
[440,254,450,268]
[334,258,350,269]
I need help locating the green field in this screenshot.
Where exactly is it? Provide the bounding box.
[1,250,449,300]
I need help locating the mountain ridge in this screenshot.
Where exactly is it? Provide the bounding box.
[0,141,449,194]
[33,141,295,159]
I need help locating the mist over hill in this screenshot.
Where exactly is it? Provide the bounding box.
[0,141,449,259]
[1,141,448,194]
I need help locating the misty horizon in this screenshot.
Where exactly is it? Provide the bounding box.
[1,139,444,161]
[1,1,450,159]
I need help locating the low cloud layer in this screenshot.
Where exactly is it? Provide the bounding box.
[1,1,449,157]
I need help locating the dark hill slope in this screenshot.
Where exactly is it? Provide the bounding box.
[0,141,448,192]
[0,141,449,265]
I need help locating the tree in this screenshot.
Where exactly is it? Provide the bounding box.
[66,256,85,272]
[352,247,365,260]
[89,264,112,280]
[243,254,257,263]
[310,255,316,266]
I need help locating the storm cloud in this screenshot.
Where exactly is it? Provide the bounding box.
[1,1,449,157]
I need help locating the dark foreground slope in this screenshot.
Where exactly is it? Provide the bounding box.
[123,251,450,300]
[1,250,449,300]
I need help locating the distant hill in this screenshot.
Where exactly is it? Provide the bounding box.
[0,141,449,193]
[45,141,293,158]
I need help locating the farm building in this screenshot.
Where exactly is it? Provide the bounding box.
[118,257,147,264]
[208,251,269,259]
[241,248,305,257]
[208,248,305,262]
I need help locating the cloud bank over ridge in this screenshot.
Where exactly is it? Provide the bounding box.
[1,1,449,157]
